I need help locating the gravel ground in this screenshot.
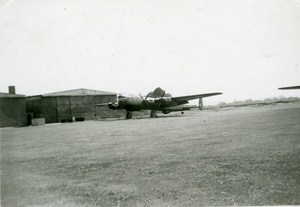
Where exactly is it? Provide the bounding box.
[1,102,300,206]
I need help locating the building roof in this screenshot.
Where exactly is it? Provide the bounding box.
[0,92,25,98]
[41,88,116,97]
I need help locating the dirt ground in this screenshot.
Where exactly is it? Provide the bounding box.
[1,102,300,206]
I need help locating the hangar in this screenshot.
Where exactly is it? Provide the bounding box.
[0,86,26,127]
[26,88,122,124]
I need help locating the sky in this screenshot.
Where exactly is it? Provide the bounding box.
[1,0,300,105]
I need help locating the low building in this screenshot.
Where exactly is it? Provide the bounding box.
[26,88,122,124]
[0,86,26,127]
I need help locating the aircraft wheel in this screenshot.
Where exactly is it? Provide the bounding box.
[126,111,133,119]
[150,110,157,118]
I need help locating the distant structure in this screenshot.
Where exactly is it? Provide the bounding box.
[26,88,120,124]
[0,86,26,127]
[279,85,300,90]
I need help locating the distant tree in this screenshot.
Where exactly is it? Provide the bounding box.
[264,98,272,102]
[218,102,227,106]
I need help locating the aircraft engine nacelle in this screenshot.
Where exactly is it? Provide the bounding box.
[162,110,171,114]
[164,105,187,112]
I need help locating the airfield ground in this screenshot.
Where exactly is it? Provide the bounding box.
[1,102,300,206]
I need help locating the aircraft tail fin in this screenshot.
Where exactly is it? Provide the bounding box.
[149,87,164,98]
[148,87,172,98]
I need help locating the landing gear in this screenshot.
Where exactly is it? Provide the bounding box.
[150,110,157,118]
[126,111,133,119]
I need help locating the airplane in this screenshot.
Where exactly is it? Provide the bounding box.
[278,85,300,90]
[96,87,222,119]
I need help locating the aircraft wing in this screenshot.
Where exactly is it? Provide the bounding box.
[171,92,222,104]
[278,86,300,90]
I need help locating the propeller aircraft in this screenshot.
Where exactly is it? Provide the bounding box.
[97,87,222,119]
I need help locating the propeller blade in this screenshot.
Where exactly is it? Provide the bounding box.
[145,92,151,100]
[139,93,144,100]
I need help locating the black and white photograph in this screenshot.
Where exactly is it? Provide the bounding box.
[1,0,300,206]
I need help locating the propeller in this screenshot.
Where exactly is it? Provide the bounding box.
[138,93,144,100]
[140,89,166,112]
[139,92,151,101]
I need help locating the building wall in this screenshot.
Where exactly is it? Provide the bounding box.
[42,97,59,123]
[26,94,123,124]
[0,97,26,127]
